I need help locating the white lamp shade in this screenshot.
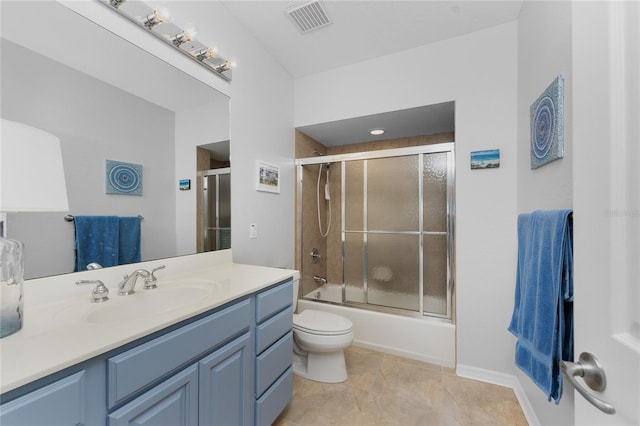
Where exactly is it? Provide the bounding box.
[1,119,69,212]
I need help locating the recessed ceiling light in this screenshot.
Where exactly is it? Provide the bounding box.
[370,129,385,135]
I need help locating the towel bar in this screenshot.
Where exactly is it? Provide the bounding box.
[65,214,143,222]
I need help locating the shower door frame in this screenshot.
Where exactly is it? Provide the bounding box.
[296,143,455,320]
[202,167,231,252]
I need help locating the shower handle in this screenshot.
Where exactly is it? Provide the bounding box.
[310,248,322,264]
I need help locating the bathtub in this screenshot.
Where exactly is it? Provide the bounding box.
[298,283,456,368]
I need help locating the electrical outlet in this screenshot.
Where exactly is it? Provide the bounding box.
[249,223,258,239]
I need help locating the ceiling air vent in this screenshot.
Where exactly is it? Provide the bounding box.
[287,1,332,34]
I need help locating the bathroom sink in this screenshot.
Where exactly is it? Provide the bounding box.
[86,285,213,323]
[56,280,221,324]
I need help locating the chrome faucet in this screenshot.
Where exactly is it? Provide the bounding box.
[313,275,327,285]
[118,269,150,296]
[143,265,166,290]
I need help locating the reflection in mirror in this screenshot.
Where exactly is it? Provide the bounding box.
[196,141,231,253]
[0,1,230,279]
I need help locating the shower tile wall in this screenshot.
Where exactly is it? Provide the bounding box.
[295,131,454,300]
[296,130,328,297]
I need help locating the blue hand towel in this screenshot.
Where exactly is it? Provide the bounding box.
[508,209,573,404]
[118,216,142,265]
[74,216,119,271]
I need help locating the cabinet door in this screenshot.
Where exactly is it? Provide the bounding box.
[0,371,85,426]
[199,333,253,426]
[108,365,198,426]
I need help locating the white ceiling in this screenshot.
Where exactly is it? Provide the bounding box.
[220,1,523,79]
[220,0,522,146]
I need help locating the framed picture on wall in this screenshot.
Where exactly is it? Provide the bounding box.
[530,75,564,169]
[256,161,280,193]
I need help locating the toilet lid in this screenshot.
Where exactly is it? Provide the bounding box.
[294,310,353,335]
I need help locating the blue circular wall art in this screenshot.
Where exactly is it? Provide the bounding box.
[106,160,143,196]
[530,75,564,169]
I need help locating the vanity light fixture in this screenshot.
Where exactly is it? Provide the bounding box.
[109,0,127,9]
[195,46,216,61]
[141,8,171,29]
[169,25,197,47]
[101,0,233,81]
[370,129,385,136]
[214,59,235,73]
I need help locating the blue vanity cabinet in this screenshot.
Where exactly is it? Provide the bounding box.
[0,277,295,426]
[107,298,253,426]
[0,371,89,426]
[254,280,294,426]
[198,333,253,426]
[108,365,199,426]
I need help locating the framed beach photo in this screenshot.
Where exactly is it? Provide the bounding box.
[470,149,500,169]
[256,161,280,193]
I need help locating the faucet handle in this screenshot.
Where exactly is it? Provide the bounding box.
[76,279,109,303]
[144,265,166,290]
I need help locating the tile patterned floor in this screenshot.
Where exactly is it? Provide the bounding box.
[274,346,528,426]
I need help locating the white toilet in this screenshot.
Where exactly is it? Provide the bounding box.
[292,280,354,383]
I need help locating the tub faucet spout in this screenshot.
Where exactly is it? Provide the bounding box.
[313,275,327,285]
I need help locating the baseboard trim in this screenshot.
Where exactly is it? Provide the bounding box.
[456,364,541,426]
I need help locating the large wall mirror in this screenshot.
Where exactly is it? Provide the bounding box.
[1,1,230,279]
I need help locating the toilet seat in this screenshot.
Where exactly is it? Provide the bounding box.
[293,309,352,336]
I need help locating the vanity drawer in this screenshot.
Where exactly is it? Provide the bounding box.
[107,298,251,409]
[256,280,292,323]
[255,331,293,398]
[255,367,293,426]
[256,306,292,355]
[0,371,86,426]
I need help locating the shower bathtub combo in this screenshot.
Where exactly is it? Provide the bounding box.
[296,143,456,368]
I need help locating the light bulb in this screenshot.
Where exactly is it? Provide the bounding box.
[370,129,385,136]
[183,24,198,41]
[214,59,235,73]
[170,25,197,47]
[109,0,127,8]
[195,47,215,61]
[155,7,171,23]
[142,7,171,28]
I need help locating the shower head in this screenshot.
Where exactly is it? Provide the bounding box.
[312,150,325,156]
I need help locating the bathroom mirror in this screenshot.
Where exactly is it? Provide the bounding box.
[1,1,230,279]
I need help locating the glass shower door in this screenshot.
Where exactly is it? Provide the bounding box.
[341,148,453,318]
[343,155,421,311]
[203,169,231,251]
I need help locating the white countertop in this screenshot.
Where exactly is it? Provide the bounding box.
[0,250,298,394]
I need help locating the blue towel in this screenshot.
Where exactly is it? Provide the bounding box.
[74,216,119,271]
[508,209,573,404]
[118,216,142,265]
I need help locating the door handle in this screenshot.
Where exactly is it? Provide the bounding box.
[561,352,616,414]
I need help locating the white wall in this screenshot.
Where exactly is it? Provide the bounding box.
[518,1,573,213]
[295,22,519,375]
[1,39,176,278]
[517,1,574,424]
